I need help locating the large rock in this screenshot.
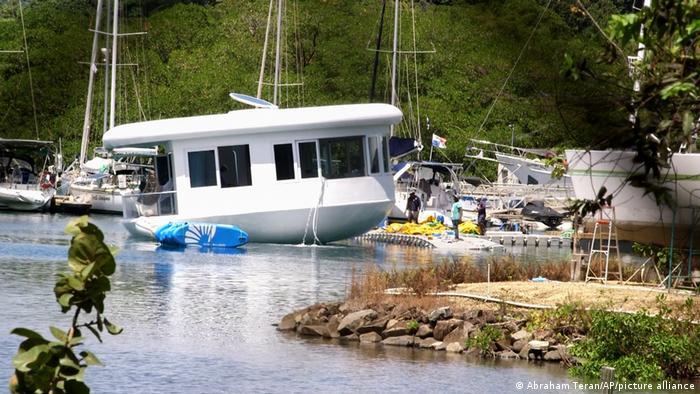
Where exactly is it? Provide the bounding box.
[431,341,447,351]
[533,329,553,341]
[498,350,520,359]
[297,325,331,338]
[495,338,512,352]
[418,337,438,348]
[381,335,415,347]
[337,309,377,335]
[382,321,409,338]
[278,312,297,331]
[446,342,464,353]
[433,319,463,341]
[511,338,529,353]
[326,315,340,338]
[544,349,562,361]
[415,324,433,338]
[442,322,474,345]
[428,306,453,323]
[356,316,390,335]
[510,329,532,342]
[518,343,531,360]
[359,332,383,343]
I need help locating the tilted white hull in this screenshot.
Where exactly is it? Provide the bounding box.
[566,149,700,245]
[124,176,394,244]
[495,152,571,188]
[0,184,53,211]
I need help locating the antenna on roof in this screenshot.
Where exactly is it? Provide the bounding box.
[229,92,279,109]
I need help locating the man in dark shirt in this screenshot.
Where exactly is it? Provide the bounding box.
[406,192,421,223]
[477,198,487,235]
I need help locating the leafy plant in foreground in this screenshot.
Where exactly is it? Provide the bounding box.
[9,216,122,394]
[570,302,700,382]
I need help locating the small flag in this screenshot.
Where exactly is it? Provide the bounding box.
[431,133,447,149]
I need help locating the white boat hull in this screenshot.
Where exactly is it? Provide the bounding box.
[495,152,571,188]
[126,199,392,244]
[0,185,53,211]
[566,149,700,246]
[68,184,125,214]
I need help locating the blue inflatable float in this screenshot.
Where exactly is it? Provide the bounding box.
[153,222,249,248]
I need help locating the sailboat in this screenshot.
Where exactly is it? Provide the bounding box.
[369,1,463,224]
[102,0,402,244]
[0,1,59,211]
[62,0,154,214]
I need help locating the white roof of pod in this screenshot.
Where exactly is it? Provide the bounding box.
[102,103,402,149]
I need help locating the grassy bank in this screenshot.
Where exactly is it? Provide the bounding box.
[344,257,700,382]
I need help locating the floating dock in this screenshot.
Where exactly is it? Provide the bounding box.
[356,230,571,250]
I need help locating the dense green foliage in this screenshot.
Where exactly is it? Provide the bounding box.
[0,0,631,165]
[9,217,122,394]
[564,0,700,205]
[567,296,700,382]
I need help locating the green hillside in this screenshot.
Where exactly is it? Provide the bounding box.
[0,0,632,167]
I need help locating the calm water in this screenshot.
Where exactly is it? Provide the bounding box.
[0,212,678,393]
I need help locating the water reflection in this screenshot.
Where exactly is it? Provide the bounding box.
[0,212,589,393]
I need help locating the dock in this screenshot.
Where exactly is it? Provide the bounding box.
[356,230,571,250]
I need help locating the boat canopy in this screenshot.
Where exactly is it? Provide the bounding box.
[0,138,54,150]
[103,103,402,149]
[389,137,421,159]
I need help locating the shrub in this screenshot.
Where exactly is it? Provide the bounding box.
[9,217,122,394]
[570,305,700,381]
[465,325,503,356]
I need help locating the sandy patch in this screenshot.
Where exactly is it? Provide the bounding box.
[446,281,700,314]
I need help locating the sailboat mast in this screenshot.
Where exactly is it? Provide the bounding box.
[79,0,104,165]
[390,0,399,108]
[369,0,387,102]
[102,0,111,135]
[257,0,275,99]
[273,0,283,106]
[109,0,119,130]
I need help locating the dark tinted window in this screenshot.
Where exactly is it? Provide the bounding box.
[188,150,217,188]
[319,137,365,179]
[382,136,390,173]
[274,144,295,180]
[368,137,380,174]
[299,141,318,179]
[218,145,252,188]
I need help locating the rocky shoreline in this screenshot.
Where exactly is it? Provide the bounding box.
[277,301,575,365]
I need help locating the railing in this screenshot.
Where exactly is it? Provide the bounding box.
[121,190,177,219]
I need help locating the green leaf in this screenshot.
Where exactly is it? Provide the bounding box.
[50,326,68,342]
[59,356,81,370]
[103,317,123,335]
[59,293,74,308]
[69,335,84,346]
[67,275,85,291]
[65,215,89,236]
[11,327,44,340]
[12,344,49,372]
[80,262,96,280]
[64,379,90,394]
[86,324,103,343]
[660,82,696,100]
[79,350,103,366]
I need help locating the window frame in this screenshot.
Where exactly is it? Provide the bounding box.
[186,148,218,188]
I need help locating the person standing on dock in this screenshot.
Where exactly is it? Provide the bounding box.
[477,197,487,235]
[451,195,463,240]
[406,192,421,223]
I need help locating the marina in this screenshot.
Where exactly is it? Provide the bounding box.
[2,0,700,391]
[0,212,578,393]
